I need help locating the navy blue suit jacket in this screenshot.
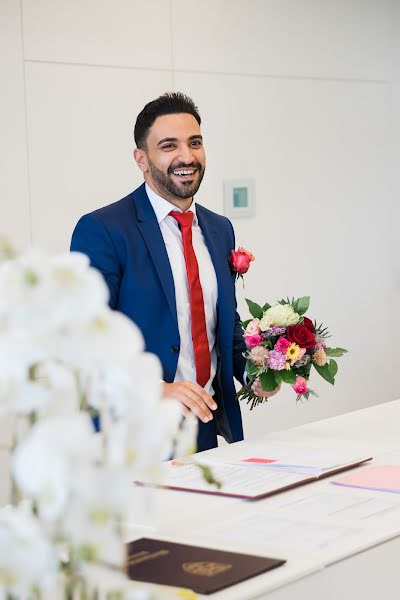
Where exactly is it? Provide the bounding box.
[71,183,246,444]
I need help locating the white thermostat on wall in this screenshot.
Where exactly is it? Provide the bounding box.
[223,179,255,218]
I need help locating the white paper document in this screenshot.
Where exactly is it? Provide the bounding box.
[136,442,372,499]
[229,441,371,475]
[195,487,400,553]
[157,461,311,498]
[197,511,361,551]
[268,490,400,522]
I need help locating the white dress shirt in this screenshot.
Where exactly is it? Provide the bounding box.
[145,184,218,395]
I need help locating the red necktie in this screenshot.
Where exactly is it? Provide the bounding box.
[169,211,211,388]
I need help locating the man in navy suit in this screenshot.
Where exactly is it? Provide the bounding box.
[71,92,275,451]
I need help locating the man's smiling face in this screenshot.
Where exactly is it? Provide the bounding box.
[135,113,206,205]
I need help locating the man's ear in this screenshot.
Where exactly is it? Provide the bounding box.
[133,148,148,173]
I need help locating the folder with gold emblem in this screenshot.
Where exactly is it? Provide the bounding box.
[126,537,285,594]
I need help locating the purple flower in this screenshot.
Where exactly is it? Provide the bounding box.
[263,326,286,338]
[267,350,287,371]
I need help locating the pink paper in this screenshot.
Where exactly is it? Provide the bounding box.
[333,465,400,493]
[242,458,278,464]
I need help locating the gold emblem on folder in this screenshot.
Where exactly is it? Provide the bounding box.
[182,561,233,577]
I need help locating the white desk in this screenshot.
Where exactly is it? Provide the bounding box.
[126,400,400,599]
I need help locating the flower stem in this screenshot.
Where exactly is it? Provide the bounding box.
[236,382,267,409]
[9,430,19,506]
[64,580,74,600]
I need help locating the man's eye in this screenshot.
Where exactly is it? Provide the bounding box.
[161,144,175,150]
[191,140,202,147]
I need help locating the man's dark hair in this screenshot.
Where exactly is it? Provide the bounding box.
[134,92,201,149]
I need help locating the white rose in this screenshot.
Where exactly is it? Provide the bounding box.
[262,303,300,327]
[259,314,273,331]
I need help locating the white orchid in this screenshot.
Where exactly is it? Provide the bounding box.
[12,415,96,521]
[0,377,51,418]
[37,361,81,417]
[0,330,55,417]
[166,409,198,459]
[63,465,130,566]
[45,252,109,329]
[57,308,144,372]
[0,248,50,331]
[0,244,195,597]
[88,352,160,415]
[0,504,57,598]
[0,250,108,335]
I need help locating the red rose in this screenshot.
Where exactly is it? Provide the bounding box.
[229,247,254,275]
[303,316,315,333]
[286,324,316,349]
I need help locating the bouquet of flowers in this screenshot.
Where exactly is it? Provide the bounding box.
[237,296,347,409]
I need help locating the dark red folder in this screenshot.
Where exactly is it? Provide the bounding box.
[126,537,285,594]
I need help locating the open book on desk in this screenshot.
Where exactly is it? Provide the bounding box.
[136,443,372,500]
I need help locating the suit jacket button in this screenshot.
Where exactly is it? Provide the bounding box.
[171,345,179,353]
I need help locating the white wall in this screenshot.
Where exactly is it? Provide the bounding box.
[0,0,399,458]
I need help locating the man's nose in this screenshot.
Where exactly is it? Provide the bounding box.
[177,144,194,164]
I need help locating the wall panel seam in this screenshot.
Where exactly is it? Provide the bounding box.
[23,59,390,85]
[169,0,175,90]
[19,0,33,245]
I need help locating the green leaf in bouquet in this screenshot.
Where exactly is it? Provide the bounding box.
[329,359,338,379]
[277,296,294,307]
[313,362,335,385]
[315,323,332,339]
[259,370,277,392]
[245,298,263,319]
[296,296,310,315]
[241,319,253,329]
[245,360,259,382]
[325,347,348,357]
[280,369,296,384]
[262,302,271,312]
[294,362,312,380]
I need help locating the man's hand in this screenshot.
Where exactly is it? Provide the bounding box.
[162,381,217,423]
[251,378,281,398]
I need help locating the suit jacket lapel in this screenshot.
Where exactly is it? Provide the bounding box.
[133,185,178,327]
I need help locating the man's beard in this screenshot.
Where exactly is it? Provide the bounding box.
[147,159,205,199]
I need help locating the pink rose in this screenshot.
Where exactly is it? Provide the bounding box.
[230,247,255,275]
[292,376,308,395]
[274,337,291,353]
[245,334,264,348]
[245,318,261,335]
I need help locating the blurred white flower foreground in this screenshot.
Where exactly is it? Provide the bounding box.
[0,247,196,599]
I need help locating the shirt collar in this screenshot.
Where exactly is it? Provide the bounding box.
[145,183,198,225]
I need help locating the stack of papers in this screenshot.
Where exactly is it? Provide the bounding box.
[332,465,400,493]
[136,442,372,500]
[236,443,370,476]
